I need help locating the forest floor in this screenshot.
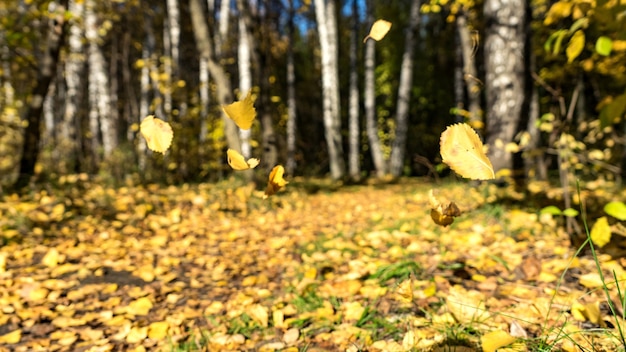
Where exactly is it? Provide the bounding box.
[1,176,626,351]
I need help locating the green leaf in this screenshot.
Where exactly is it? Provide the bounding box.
[604,201,626,221]
[600,93,626,128]
[551,30,568,55]
[541,206,562,216]
[562,208,579,217]
[595,36,613,56]
[568,18,589,34]
[566,30,585,63]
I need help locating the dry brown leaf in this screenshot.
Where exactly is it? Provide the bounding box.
[264,165,288,198]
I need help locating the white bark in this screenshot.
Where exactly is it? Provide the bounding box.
[166,0,180,67]
[484,0,526,172]
[457,12,481,127]
[237,4,252,157]
[348,0,360,180]
[286,0,297,175]
[389,0,421,177]
[199,57,210,144]
[86,0,117,158]
[364,1,386,177]
[314,0,345,179]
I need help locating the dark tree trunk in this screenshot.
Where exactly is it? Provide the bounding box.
[15,2,68,191]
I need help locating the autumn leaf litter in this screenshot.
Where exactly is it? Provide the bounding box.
[0,178,624,351]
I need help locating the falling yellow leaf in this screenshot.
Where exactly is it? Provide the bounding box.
[263,165,288,199]
[140,115,173,153]
[590,216,611,248]
[440,123,495,180]
[223,90,256,130]
[227,149,260,170]
[0,329,21,344]
[481,330,516,352]
[429,189,461,227]
[364,19,392,43]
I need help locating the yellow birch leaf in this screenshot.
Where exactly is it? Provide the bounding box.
[263,165,288,199]
[0,329,21,344]
[590,216,611,248]
[140,115,173,153]
[481,330,516,352]
[42,248,61,268]
[343,301,365,321]
[247,304,269,327]
[440,123,495,180]
[223,90,256,130]
[126,326,148,344]
[395,279,414,303]
[128,297,153,316]
[226,149,259,170]
[363,20,392,43]
[148,321,169,339]
[566,30,585,63]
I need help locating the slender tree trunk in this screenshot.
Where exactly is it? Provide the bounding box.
[237,0,252,158]
[457,11,482,128]
[190,0,241,152]
[15,1,68,190]
[167,0,180,67]
[484,0,527,173]
[348,0,360,180]
[364,0,386,177]
[314,0,345,179]
[138,16,153,171]
[389,0,421,177]
[285,0,297,175]
[86,0,117,159]
[258,0,277,171]
[163,16,173,117]
[454,32,465,123]
[63,0,83,172]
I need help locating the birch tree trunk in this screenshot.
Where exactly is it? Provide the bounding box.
[348,0,360,180]
[456,11,482,128]
[237,0,252,158]
[364,0,386,177]
[314,0,345,180]
[285,0,297,175]
[190,0,241,152]
[484,0,526,173]
[138,15,153,171]
[389,0,421,177]
[15,1,67,190]
[86,0,117,160]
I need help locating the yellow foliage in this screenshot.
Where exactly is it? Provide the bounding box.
[363,20,392,43]
[590,216,611,248]
[140,115,173,153]
[263,165,288,198]
[440,123,495,180]
[222,90,256,130]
